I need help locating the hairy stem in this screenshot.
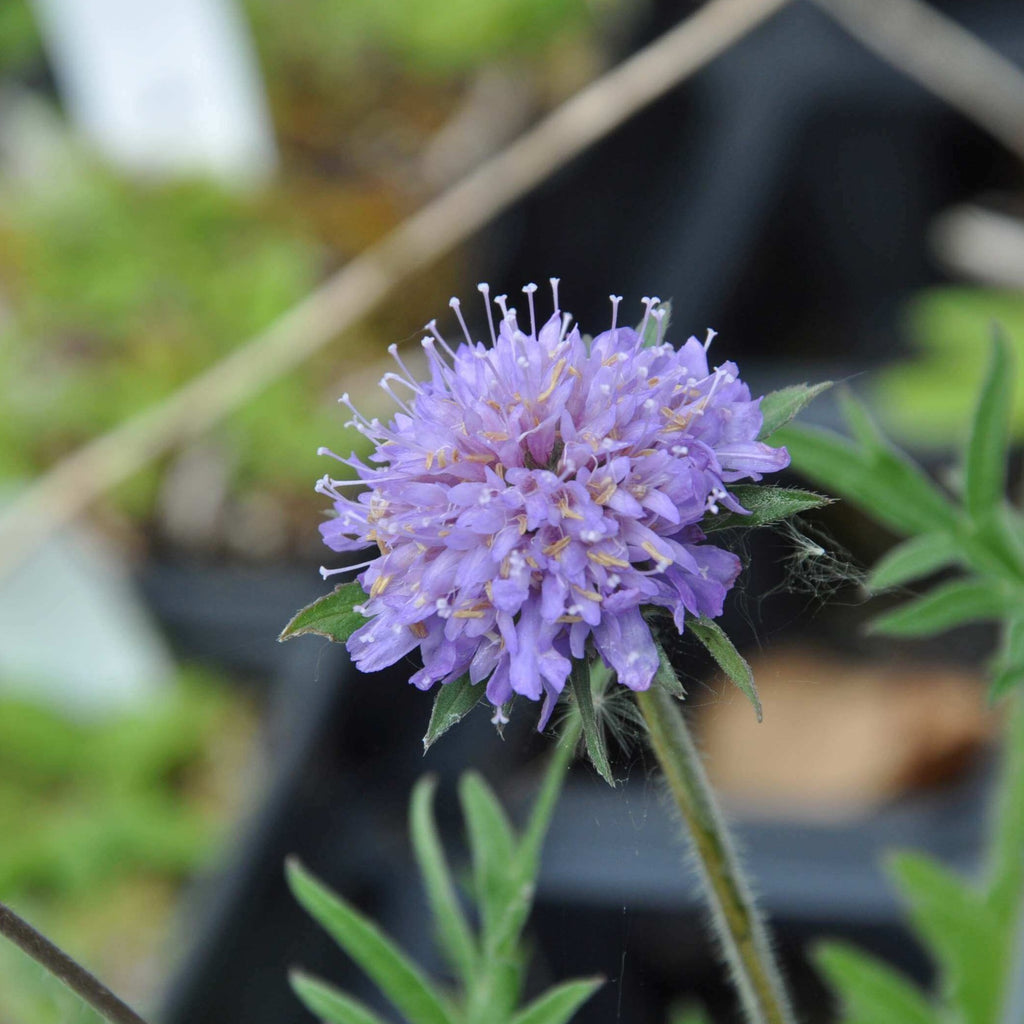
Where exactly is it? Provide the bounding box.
[0,902,149,1024]
[636,683,794,1024]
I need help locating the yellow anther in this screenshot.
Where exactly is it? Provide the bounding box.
[543,535,572,558]
[370,574,392,597]
[453,608,485,619]
[641,541,673,567]
[557,614,584,623]
[410,621,429,638]
[588,550,630,568]
[482,431,509,442]
[537,358,567,402]
[573,586,603,602]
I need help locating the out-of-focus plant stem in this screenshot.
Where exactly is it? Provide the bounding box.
[0,901,150,1024]
[637,684,795,1024]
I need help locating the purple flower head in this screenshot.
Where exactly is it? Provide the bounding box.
[318,281,788,728]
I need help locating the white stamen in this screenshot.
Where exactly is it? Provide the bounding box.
[425,318,458,360]
[449,296,473,347]
[609,294,623,332]
[523,282,538,337]
[704,327,718,352]
[550,277,561,313]
[477,283,497,345]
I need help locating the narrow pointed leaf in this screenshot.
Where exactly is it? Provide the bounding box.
[459,771,517,939]
[519,711,582,879]
[868,533,960,592]
[965,332,1014,520]
[888,852,1003,1024]
[509,977,604,1024]
[867,579,1017,637]
[279,582,368,643]
[423,674,484,751]
[757,381,832,440]
[689,617,761,722]
[813,942,935,1024]
[837,388,890,452]
[985,697,1024,931]
[286,859,454,1024]
[410,777,477,982]
[289,971,391,1024]
[781,424,956,536]
[569,660,613,785]
[704,485,831,532]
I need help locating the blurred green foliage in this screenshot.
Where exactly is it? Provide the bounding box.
[0,0,41,77]
[244,0,605,84]
[0,666,242,896]
[871,287,1024,447]
[0,162,341,517]
[0,666,252,1024]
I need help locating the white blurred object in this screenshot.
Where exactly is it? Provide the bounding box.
[0,513,175,717]
[930,202,1024,290]
[27,0,277,184]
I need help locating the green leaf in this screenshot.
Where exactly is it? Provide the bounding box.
[289,971,391,1024]
[757,381,832,440]
[868,533,960,592]
[689,617,761,722]
[569,660,613,785]
[985,696,1024,932]
[668,1004,713,1024]
[409,777,477,983]
[653,640,686,699]
[518,710,583,879]
[422,675,485,751]
[508,977,603,1024]
[867,578,1018,637]
[458,771,517,940]
[639,299,670,348]
[813,942,935,1024]
[988,619,1024,702]
[837,388,891,452]
[888,851,1003,1024]
[703,485,831,532]
[279,582,368,643]
[965,331,1014,520]
[781,423,957,536]
[286,858,455,1024]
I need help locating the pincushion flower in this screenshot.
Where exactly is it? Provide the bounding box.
[317,281,789,727]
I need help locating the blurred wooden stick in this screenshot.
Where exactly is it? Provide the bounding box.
[811,0,1024,163]
[0,0,789,577]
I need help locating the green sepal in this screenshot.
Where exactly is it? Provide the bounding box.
[639,299,670,348]
[286,858,456,1024]
[279,581,368,643]
[868,533,960,592]
[703,485,831,532]
[289,971,391,1024]
[813,942,935,1024]
[569,659,614,785]
[409,777,478,983]
[653,640,687,699]
[688,617,761,722]
[866,578,1018,638]
[508,977,604,1024]
[422,675,484,752]
[965,331,1014,521]
[887,851,1003,1024]
[757,381,832,440]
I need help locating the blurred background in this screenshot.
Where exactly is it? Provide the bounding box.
[0,0,1023,1021]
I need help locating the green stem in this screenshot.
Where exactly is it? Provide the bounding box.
[636,683,795,1024]
[0,901,150,1024]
